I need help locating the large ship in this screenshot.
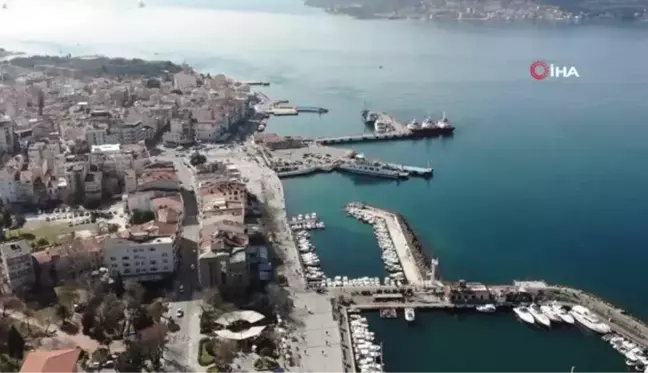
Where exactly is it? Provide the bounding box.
[409,112,455,137]
[338,157,407,179]
[361,110,379,127]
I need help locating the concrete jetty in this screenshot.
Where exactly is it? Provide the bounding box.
[346,203,430,286]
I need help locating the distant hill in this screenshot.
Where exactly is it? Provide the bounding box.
[6,55,183,78]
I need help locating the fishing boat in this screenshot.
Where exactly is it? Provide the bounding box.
[476,304,496,313]
[404,308,415,322]
[513,306,535,324]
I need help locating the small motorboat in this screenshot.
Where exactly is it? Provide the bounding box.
[405,307,415,322]
[476,304,496,313]
[513,306,535,325]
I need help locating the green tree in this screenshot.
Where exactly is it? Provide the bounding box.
[7,325,25,360]
[55,304,72,323]
[36,238,49,247]
[116,341,146,373]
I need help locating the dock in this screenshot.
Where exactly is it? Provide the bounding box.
[346,203,431,286]
[315,131,413,145]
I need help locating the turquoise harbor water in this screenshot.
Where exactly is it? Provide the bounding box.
[2,0,648,370]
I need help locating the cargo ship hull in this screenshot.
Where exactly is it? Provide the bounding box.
[409,127,455,138]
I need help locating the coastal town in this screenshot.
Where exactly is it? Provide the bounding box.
[304,0,648,23]
[0,52,647,373]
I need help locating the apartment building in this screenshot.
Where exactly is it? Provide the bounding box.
[103,221,179,281]
[0,114,16,154]
[0,240,36,293]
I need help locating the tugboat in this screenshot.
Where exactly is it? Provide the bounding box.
[404,307,415,323]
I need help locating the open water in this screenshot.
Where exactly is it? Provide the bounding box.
[2,0,648,370]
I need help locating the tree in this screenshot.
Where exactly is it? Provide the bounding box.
[99,293,125,333]
[146,300,167,323]
[190,152,207,166]
[130,209,155,225]
[1,208,12,228]
[55,304,72,323]
[81,308,96,335]
[7,326,25,360]
[116,341,146,373]
[107,224,120,233]
[55,285,80,309]
[36,238,49,247]
[125,281,146,308]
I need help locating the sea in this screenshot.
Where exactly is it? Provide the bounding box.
[2,0,648,371]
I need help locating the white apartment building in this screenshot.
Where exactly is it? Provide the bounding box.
[85,123,109,145]
[163,119,195,145]
[104,226,178,281]
[0,240,36,293]
[124,169,137,193]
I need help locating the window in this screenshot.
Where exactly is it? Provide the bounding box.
[111,264,117,268]
[162,259,168,263]
[150,260,156,265]
[161,253,168,257]
[149,247,156,251]
[123,263,130,267]
[124,269,131,274]
[110,257,116,260]
[122,256,129,260]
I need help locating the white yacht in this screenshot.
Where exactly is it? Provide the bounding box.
[551,302,575,324]
[540,304,561,322]
[513,306,535,324]
[529,304,551,327]
[404,308,415,322]
[569,305,611,334]
[476,304,496,313]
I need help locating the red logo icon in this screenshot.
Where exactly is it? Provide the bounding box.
[530,61,550,80]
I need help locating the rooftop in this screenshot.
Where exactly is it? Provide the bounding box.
[20,348,81,373]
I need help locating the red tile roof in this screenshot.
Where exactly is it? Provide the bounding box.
[20,348,80,373]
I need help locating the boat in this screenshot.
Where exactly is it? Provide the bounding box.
[569,305,611,334]
[476,304,496,313]
[337,161,404,179]
[540,304,562,322]
[361,110,379,126]
[138,0,145,7]
[409,112,455,137]
[513,306,535,324]
[551,302,575,324]
[257,124,266,132]
[404,308,415,322]
[529,304,552,327]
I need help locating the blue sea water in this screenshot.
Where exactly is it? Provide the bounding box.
[2,0,648,370]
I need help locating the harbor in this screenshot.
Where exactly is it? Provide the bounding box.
[282,204,648,373]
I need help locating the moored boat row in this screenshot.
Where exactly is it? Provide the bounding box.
[290,212,326,230]
[349,313,384,373]
[345,205,407,283]
[513,302,611,333]
[294,230,325,282]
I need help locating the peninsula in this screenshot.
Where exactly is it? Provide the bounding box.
[304,0,648,23]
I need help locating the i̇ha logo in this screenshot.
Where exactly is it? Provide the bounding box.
[530,61,580,80]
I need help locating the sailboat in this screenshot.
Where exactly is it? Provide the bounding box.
[138,0,145,7]
[2,2,7,9]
